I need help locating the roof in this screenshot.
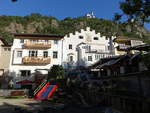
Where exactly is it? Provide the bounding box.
[96,59,121,69]
[114,36,142,43]
[14,33,64,40]
[90,54,133,69]
[0,37,11,46]
[88,55,121,69]
[127,44,150,51]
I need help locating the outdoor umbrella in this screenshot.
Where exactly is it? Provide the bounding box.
[16,79,34,84]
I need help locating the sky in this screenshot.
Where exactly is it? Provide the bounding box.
[0,0,149,30]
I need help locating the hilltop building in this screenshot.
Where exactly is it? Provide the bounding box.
[85,12,96,18]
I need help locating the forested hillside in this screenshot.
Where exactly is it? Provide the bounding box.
[0,13,149,43]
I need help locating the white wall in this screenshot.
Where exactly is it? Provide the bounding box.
[62,27,115,68]
[9,27,116,87]
[9,38,63,86]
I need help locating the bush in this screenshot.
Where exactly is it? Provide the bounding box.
[48,65,65,80]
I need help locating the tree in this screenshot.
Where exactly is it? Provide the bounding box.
[113,13,122,24]
[119,0,150,25]
[48,65,65,80]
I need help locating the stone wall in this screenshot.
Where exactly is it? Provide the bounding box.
[0,89,28,96]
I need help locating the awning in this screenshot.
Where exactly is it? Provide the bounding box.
[16,79,34,84]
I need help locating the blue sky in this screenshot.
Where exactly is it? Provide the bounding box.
[0,0,149,30]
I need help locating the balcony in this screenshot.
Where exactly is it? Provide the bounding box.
[85,49,110,54]
[118,44,131,50]
[22,56,51,64]
[23,41,51,49]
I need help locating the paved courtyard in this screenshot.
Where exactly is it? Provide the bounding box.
[0,98,52,113]
[0,98,120,113]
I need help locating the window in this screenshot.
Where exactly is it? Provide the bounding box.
[31,40,38,42]
[88,56,92,61]
[79,36,83,39]
[54,40,58,44]
[95,54,99,60]
[108,46,111,50]
[43,51,48,58]
[44,40,49,43]
[29,51,38,57]
[4,48,10,51]
[8,48,11,51]
[69,56,73,62]
[87,46,91,51]
[20,39,24,43]
[69,44,72,49]
[17,51,22,57]
[0,69,4,76]
[20,70,31,77]
[4,48,7,51]
[94,37,98,40]
[53,51,58,58]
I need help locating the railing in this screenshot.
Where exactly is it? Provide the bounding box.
[23,41,51,48]
[85,49,110,53]
[15,76,34,82]
[34,80,47,95]
[22,56,51,64]
[118,44,131,50]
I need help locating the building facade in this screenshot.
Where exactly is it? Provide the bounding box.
[9,27,116,87]
[9,34,63,88]
[0,37,11,76]
[114,36,144,55]
[9,27,145,88]
[62,27,115,69]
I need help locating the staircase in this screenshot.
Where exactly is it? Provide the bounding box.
[34,80,47,96]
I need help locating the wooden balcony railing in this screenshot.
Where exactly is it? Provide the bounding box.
[22,56,51,64]
[23,41,51,48]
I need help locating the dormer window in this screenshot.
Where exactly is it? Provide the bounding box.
[94,37,98,40]
[79,36,83,39]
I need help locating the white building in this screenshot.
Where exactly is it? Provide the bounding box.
[113,36,144,55]
[85,12,96,18]
[62,27,115,69]
[9,34,63,88]
[9,27,116,88]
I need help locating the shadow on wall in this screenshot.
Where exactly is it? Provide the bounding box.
[78,58,87,67]
[0,71,14,89]
[65,58,88,70]
[0,69,49,89]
